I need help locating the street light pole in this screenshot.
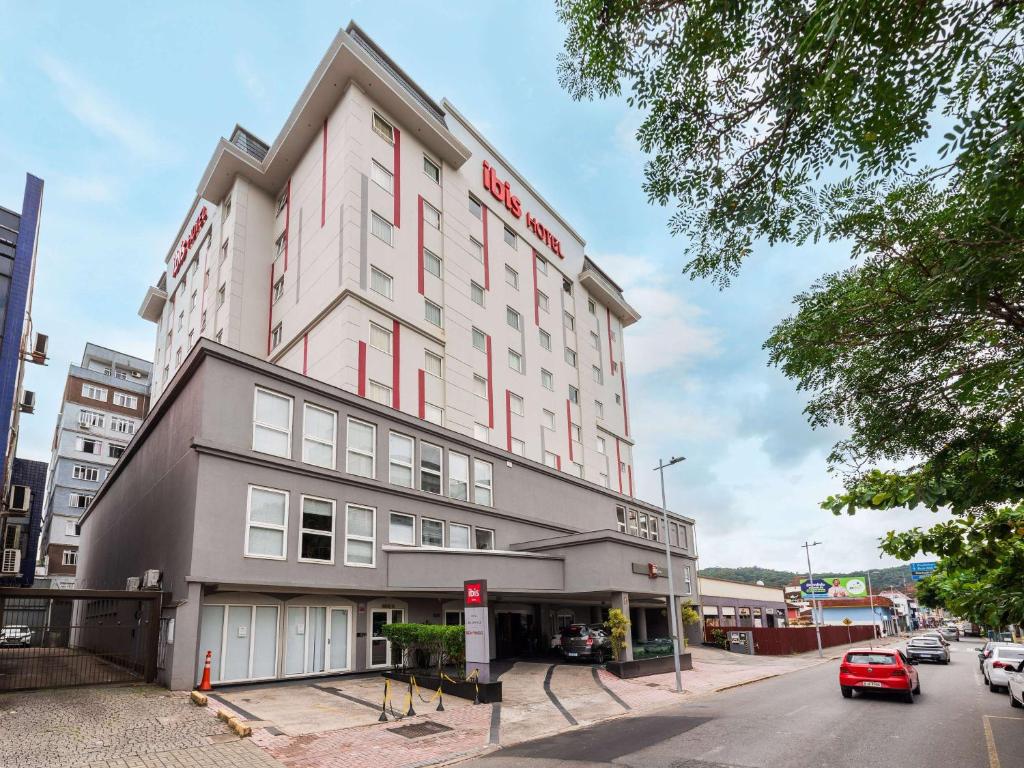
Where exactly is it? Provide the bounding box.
[802,540,824,658]
[655,456,685,694]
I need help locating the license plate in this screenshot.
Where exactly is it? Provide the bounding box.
[565,652,577,657]
[860,681,883,688]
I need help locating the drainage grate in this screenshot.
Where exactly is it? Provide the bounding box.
[389,721,453,738]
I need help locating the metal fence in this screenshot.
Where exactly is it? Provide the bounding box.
[0,588,163,692]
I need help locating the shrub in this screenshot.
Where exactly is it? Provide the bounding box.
[605,608,631,661]
[380,623,465,676]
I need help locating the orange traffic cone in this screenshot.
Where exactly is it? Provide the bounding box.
[198,650,213,692]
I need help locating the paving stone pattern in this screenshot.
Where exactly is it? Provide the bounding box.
[0,684,284,768]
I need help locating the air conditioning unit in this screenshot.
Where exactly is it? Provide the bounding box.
[141,569,161,589]
[19,389,36,413]
[8,485,30,512]
[79,421,92,430]
[1,549,21,574]
[131,371,143,378]
[125,576,141,591]
[31,332,49,364]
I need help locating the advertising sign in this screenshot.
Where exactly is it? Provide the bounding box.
[800,576,868,600]
[910,561,938,581]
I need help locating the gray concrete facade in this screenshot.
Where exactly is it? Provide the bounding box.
[77,341,698,689]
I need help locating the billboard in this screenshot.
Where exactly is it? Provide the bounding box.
[800,576,868,600]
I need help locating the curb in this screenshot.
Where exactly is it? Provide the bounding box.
[713,673,780,693]
[190,690,208,707]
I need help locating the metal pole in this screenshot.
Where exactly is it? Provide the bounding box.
[802,541,824,658]
[867,571,878,642]
[657,458,684,694]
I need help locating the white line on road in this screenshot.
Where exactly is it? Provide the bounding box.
[784,704,809,717]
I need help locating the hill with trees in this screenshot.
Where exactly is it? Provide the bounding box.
[699,565,914,591]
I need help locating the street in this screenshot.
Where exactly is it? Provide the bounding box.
[468,638,1024,768]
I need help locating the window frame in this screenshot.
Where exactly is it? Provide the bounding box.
[508,392,524,416]
[344,503,377,568]
[420,517,445,549]
[424,350,444,379]
[539,328,551,350]
[503,224,517,249]
[302,402,337,469]
[252,387,293,459]
[81,383,107,401]
[420,441,443,495]
[473,459,493,506]
[372,111,395,143]
[370,266,393,299]
[423,247,442,278]
[424,299,443,328]
[423,201,441,230]
[505,264,519,289]
[449,522,471,549]
[113,392,138,409]
[448,451,470,501]
[508,348,523,373]
[388,431,415,488]
[423,155,441,184]
[540,368,553,390]
[471,281,485,306]
[244,484,289,561]
[369,321,393,354]
[472,327,487,352]
[345,417,377,479]
[371,211,394,245]
[389,511,416,546]
[506,306,521,331]
[297,494,336,565]
[72,465,100,482]
[371,159,394,193]
[475,527,495,551]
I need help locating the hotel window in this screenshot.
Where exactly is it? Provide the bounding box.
[424,402,444,425]
[299,496,335,563]
[113,392,138,409]
[177,310,184,331]
[82,383,107,401]
[572,462,584,478]
[425,350,443,379]
[245,486,288,559]
[188,330,195,348]
[62,551,79,567]
[450,522,471,549]
[345,504,376,567]
[223,194,232,219]
[594,400,604,419]
[615,393,621,404]
[271,323,283,349]
[505,265,519,289]
[423,156,441,184]
[627,509,639,536]
[253,387,292,457]
[590,331,600,349]
[592,365,603,384]
[388,432,415,488]
[302,403,336,469]
[468,195,482,220]
[508,349,523,373]
[176,349,183,366]
[472,327,487,352]
[473,375,488,399]
[563,278,573,295]
[564,311,575,331]
[539,328,551,350]
[423,202,441,230]
[346,418,376,478]
[540,368,553,390]
[276,230,287,257]
[367,380,392,407]
[372,111,395,143]
[469,237,483,262]
[389,512,415,546]
[684,565,693,594]
[638,512,649,538]
[542,409,555,430]
[570,422,581,443]
[425,300,443,328]
[217,284,226,307]
[565,348,577,367]
[503,225,517,249]
[473,459,493,506]
[420,442,443,494]
[612,361,619,375]
[597,436,606,454]
[649,516,660,542]
[588,299,596,315]
[108,444,125,460]
[616,506,627,533]
[276,188,288,215]
[510,437,525,456]
[421,518,444,548]
[475,528,495,550]
[370,267,393,299]
[474,423,490,441]
[371,160,393,193]
[371,212,394,245]
[111,416,136,435]
[568,385,579,404]
[543,451,559,468]
[76,437,100,455]
[509,392,524,416]
[201,310,207,330]
[448,452,469,501]
[537,291,549,313]
[273,275,285,303]
[506,307,521,331]
[221,239,229,262]
[72,465,100,482]
[471,281,485,307]
[536,255,548,275]
[190,290,198,310]
[369,322,392,354]
[424,248,442,278]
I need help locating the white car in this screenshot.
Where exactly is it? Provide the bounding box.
[983,645,1024,692]
[1009,661,1024,708]
[0,625,32,647]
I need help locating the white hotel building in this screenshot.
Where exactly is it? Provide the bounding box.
[139,22,640,495]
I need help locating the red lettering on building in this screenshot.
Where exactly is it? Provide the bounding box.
[172,206,209,277]
[480,161,563,258]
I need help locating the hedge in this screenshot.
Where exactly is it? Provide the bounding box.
[380,623,465,675]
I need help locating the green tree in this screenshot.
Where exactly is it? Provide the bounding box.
[605,608,632,660]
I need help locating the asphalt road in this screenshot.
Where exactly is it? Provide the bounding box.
[468,637,1024,768]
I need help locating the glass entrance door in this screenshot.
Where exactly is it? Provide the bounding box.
[369,608,405,667]
[328,608,351,672]
[285,606,327,676]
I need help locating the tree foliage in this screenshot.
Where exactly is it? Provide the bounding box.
[380,623,465,676]
[605,608,631,660]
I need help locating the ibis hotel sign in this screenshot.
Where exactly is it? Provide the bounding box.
[463,579,491,682]
[171,205,209,278]
[481,161,564,258]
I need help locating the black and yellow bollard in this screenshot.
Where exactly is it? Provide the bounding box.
[436,682,445,712]
[378,678,390,722]
[407,676,416,716]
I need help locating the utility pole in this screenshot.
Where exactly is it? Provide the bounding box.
[867,570,878,643]
[655,456,686,694]
[802,541,824,658]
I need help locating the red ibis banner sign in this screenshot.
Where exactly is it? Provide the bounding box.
[481,161,564,258]
[172,205,209,277]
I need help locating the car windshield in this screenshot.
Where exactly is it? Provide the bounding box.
[561,625,588,638]
[909,638,940,646]
[995,650,1024,661]
[846,653,896,665]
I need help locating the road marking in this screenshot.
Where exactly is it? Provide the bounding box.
[542,665,578,726]
[986,715,1024,721]
[983,715,1001,768]
[784,704,808,717]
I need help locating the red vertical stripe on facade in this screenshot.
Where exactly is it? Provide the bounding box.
[418,369,426,419]
[486,335,494,428]
[565,399,574,462]
[481,207,490,290]
[302,334,309,375]
[417,196,425,295]
[357,341,367,397]
[627,465,634,496]
[266,263,274,356]
[321,121,328,228]
[615,438,623,493]
[620,363,630,437]
[393,128,401,228]
[392,320,401,411]
[284,179,291,271]
[532,250,540,326]
[556,455,562,471]
[505,389,512,452]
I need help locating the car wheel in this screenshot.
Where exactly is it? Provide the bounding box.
[990,682,1001,693]
[594,650,605,665]
[943,659,949,665]
[841,686,853,699]
[1011,692,1022,709]
[914,681,921,694]
[904,690,915,704]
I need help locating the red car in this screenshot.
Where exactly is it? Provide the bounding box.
[839,648,920,703]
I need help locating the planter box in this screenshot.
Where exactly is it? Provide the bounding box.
[605,651,693,679]
[384,670,502,703]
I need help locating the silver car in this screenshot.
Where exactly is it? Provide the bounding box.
[906,636,950,664]
[0,625,32,647]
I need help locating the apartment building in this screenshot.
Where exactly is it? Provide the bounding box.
[37,344,152,586]
[139,22,640,495]
[0,173,47,587]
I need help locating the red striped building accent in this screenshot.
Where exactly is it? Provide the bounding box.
[627,465,634,497]
[481,207,490,290]
[532,250,540,326]
[392,319,401,411]
[505,389,512,452]
[417,369,426,419]
[321,120,328,228]
[302,333,309,375]
[615,438,623,493]
[556,455,562,471]
[620,363,630,437]
[357,341,367,397]
[417,196,425,295]
[485,335,494,428]
[393,128,401,228]
[266,263,274,356]
[565,399,574,462]
[284,179,291,271]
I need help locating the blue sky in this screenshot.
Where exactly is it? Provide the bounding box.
[0,1,947,572]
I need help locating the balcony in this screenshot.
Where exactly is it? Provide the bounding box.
[578,258,641,327]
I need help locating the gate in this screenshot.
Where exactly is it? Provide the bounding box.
[0,588,163,692]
